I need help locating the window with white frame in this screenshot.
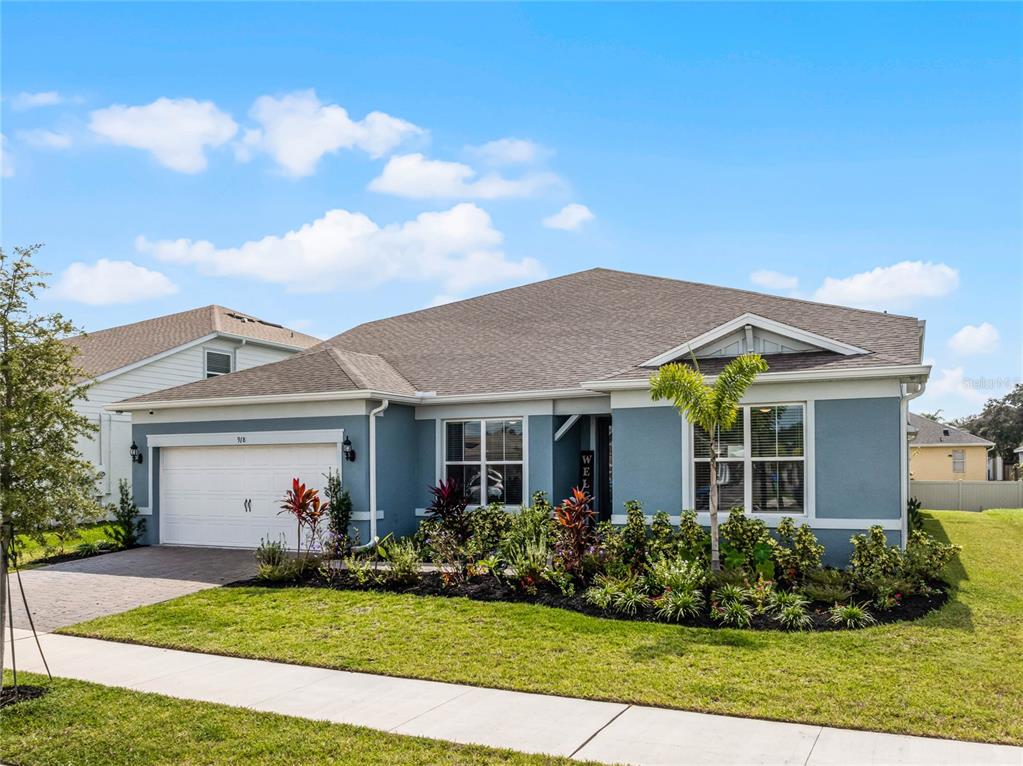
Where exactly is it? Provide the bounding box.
[445,419,523,505]
[694,404,805,514]
[205,350,233,378]
[952,449,965,474]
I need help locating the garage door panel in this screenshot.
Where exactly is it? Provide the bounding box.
[160,442,337,549]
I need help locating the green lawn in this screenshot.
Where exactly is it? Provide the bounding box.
[64,510,1023,745]
[12,522,118,569]
[0,672,586,766]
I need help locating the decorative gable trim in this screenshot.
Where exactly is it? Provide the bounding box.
[640,313,870,367]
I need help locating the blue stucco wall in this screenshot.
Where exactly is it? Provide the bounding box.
[132,416,370,546]
[552,416,582,505]
[414,418,436,509]
[815,397,902,519]
[528,415,554,503]
[611,406,683,516]
[375,404,420,540]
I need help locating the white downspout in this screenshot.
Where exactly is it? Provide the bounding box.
[900,381,927,547]
[367,399,389,544]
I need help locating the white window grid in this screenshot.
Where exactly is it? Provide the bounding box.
[443,418,525,507]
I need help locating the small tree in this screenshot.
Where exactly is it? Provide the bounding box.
[109,478,145,549]
[323,468,353,556]
[0,245,100,540]
[650,354,768,571]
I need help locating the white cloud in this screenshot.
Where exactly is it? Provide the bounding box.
[89,97,238,173]
[241,90,423,177]
[11,91,64,110]
[542,203,595,231]
[948,323,1000,355]
[18,129,72,150]
[51,259,178,305]
[750,269,799,291]
[369,153,560,200]
[812,261,959,311]
[0,134,12,178]
[137,202,545,294]
[925,366,991,407]
[468,138,546,166]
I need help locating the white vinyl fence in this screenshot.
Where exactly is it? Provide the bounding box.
[911,480,1023,512]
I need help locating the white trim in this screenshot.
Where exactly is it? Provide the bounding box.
[203,346,235,379]
[351,510,385,522]
[910,442,995,449]
[610,378,905,410]
[641,313,870,367]
[554,414,581,442]
[610,513,900,531]
[213,331,314,353]
[137,506,152,516]
[111,389,419,412]
[582,364,932,392]
[147,429,343,448]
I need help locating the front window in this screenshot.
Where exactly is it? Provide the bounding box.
[205,350,233,378]
[952,449,965,474]
[694,404,805,514]
[445,418,523,505]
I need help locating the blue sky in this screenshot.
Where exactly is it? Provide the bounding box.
[2,3,1020,418]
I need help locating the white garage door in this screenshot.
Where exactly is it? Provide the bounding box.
[160,442,338,549]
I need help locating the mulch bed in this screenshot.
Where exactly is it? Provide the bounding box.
[0,685,49,709]
[233,569,950,632]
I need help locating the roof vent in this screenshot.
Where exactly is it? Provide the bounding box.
[942,428,950,437]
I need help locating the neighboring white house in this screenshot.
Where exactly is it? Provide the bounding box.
[65,305,320,505]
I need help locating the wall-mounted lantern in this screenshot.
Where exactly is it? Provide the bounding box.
[129,441,144,465]
[342,436,356,462]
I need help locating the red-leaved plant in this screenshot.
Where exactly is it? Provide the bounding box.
[279,478,328,557]
[554,487,595,577]
[426,477,471,543]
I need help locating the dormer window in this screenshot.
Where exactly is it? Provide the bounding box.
[205,350,233,378]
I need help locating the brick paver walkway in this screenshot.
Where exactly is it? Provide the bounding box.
[9,546,255,631]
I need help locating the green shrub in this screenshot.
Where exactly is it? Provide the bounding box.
[676,510,709,560]
[619,500,649,568]
[712,583,748,605]
[505,536,550,591]
[774,602,813,631]
[500,499,553,563]
[907,497,923,532]
[768,590,808,614]
[75,541,100,557]
[343,555,381,586]
[773,517,825,580]
[720,508,770,561]
[648,511,676,559]
[656,588,705,622]
[109,479,145,549]
[257,559,304,583]
[255,536,288,568]
[904,529,961,582]
[612,585,651,616]
[711,598,754,628]
[324,469,353,556]
[542,566,576,596]
[377,536,421,585]
[800,568,853,603]
[828,602,877,629]
[465,503,512,561]
[646,556,706,595]
[849,526,904,581]
[584,573,648,613]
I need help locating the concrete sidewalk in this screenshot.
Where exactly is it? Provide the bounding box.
[5,629,1021,766]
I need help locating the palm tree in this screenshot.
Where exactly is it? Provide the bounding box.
[649,353,768,571]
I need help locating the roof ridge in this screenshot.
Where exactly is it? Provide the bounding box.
[211,305,223,334]
[326,347,370,389]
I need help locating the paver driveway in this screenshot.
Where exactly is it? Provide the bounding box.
[9,546,256,632]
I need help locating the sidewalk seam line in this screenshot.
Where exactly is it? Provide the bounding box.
[387,687,477,732]
[568,704,632,759]
[803,726,825,766]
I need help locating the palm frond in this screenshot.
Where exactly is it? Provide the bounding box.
[710,354,769,427]
[649,362,713,429]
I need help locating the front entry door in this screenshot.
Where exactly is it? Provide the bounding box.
[596,416,612,522]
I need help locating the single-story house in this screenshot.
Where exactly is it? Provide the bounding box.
[66,305,319,504]
[907,413,994,482]
[111,269,930,562]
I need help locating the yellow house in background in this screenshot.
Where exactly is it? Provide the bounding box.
[909,413,994,481]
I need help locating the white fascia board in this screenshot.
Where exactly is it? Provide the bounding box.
[581,364,932,392]
[91,334,221,384]
[641,313,871,367]
[213,331,315,353]
[419,387,599,405]
[911,442,995,449]
[109,389,419,412]
[147,429,344,448]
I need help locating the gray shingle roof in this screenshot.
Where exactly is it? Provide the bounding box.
[119,268,925,405]
[66,305,321,379]
[909,413,994,447]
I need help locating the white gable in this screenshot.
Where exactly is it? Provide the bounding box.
[642,313,868,367]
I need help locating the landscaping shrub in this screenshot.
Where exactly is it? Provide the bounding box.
[711,598,754,628]
[904,529,961,582]
[425,478,471,544]
[800,568,853,603]
[553,487,595,576]
[645,556,706,594]
[721,508,775,578]
[676,510,710,561]
[655,588,705,622]
[255,535,305,582]
[499,496,553,573]
[465,502,512,561]
[774,602,813,631]
[648,511,676,559]
[109,479,145,549]
[376,536,420,585]
[828,602,877,629]
[619,500,649,569]
[324,469,353,557]
[773,516,824,581]
[907,496,924,532]
[279,478,328,557]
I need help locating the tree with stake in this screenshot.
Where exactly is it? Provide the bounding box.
[649,353,768,571]
[0,245,100,546]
